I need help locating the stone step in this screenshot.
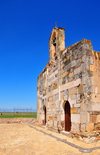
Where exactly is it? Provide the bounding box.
[60,130,71,136]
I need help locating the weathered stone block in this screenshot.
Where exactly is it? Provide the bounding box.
[78,84,83,94]
[52,82,58,90]
[94,123,100,130]
[90,65,97,72]
[61,114,64,121]
[89,56,93,64]
[98,86,100,93]
[49,101,57,109]
[48,116,53,120]
[74,67,81,75]
[64,59,70,65]
[84,137,97,143]
[95,87,98,94]
[68,97,76,108]
[68,77,73,82]
[60,69,63,74]
[81,123,86,132]
[76,59,81,67]
[80,111,90,123]
[64,95,68,100]
[83,85,93,94]
[66,63,71,71]
[37,100,40,109]
[82,71,89,77]
[73,50,78,59]
[85,62,90,70]
[86,40,91,45]
[77,94,80,103]
[87,123,94,131]
[64,58,67,62]
[84,56,93,66]
[97,115,100,123]
[53,117,57,120]
[60,64,64,69]
[71,107,76,114]
[61,121,64,128]
[69,94,77,100]
[48,120,53,127]
[83,103,100,112]
[71,60,76,67]
[91,76,98,86]
[69,72,74,78]
[64,89,68,96]
[49,96,52,101]
[54,120,57,127]
[81,63,86,71]
[82,76,91,85]
[81,44,89,50]
[71,114,80,123]
[69,87,77,95]
[91,115,97,123]
[78,50,84,58]
[60,78,81,91]
[48,88,58,96]
[82,55,86,63]
[90,94,100,103]
[74,104,80,108]
[71,122,80,132]
[61,71,68,78]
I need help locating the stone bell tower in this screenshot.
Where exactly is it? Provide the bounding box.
[48,27,65,62]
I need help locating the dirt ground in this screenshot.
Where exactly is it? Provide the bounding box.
[0,123,100,155]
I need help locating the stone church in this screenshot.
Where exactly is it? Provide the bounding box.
[37,27,100,133]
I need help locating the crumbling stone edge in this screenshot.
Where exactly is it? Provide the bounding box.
[39,124,100,144]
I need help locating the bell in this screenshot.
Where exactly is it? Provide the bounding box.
[53,38,56,46]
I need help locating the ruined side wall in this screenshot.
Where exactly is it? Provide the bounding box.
[81,51,100,132]
[46,61,59,128]
[37,67,48,124]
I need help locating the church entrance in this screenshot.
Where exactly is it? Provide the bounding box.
[43,105,46,125]
[64,101,71,131]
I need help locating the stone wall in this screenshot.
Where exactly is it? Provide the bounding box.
[37,27,100,134]
[82,51,100,132]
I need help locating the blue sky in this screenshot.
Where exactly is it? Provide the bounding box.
[0,0,100,109]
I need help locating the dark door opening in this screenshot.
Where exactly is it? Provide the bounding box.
[64,101,71,131]
[43,105,46,125]
[44,106,46,125]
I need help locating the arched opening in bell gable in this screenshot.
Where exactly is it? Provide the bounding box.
[51,31,56,59]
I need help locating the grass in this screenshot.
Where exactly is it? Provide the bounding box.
[0,112,37,118]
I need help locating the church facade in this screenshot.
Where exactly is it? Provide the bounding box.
[37,27,100,133]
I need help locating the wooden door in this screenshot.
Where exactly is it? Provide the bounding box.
[65,101,71,131]
[45,107,46,125]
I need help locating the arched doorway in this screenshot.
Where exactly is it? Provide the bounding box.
[64,101,71,131]
[43,105,46,125]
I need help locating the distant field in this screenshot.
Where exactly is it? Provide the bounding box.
[0,112,37,118]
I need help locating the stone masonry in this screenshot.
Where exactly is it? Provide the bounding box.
[37,27,100,134]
